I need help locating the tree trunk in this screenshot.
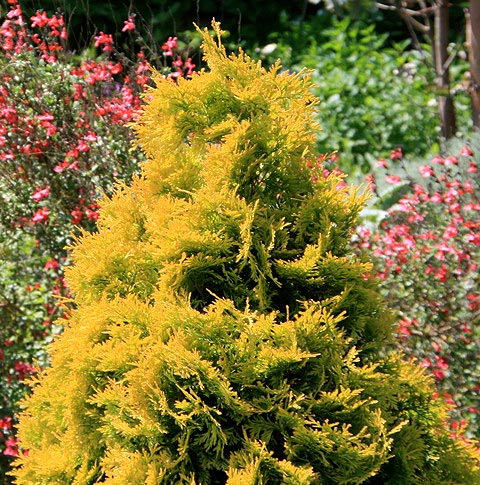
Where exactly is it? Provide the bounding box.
[467,1,480,129]
[434,0,456,139]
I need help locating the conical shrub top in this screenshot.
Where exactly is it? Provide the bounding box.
[12,22,480,484]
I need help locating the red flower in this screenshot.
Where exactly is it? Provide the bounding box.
[460,145,473,157]
[44,258,59,270]
[13,361,36,380]
[466,232,480,246]
[433,369,446,380]
[390,147,403,159]
[94,32,113,52]
[32,185,50,202]
[30,11,49,29]
[31,207,49,223]
[122,17,135,32]
[0,417,12,429]
[85,208,99,221]
[70,208,83,224]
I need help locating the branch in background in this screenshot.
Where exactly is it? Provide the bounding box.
[376,2,430,33]
[466,3,480,128]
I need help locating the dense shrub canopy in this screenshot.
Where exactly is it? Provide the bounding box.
[12,22,480,484]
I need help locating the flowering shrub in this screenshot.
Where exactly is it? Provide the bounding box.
[10,24,480,483]
[0,1,196,476]
[355,144,480,438]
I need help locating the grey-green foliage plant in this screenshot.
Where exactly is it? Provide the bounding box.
[12,22,480,484]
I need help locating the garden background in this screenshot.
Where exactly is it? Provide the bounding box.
[0,0,479,482]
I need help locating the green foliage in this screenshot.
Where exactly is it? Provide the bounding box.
[12,22,480,484]
[0,230,60,401]
[258,17,443,174]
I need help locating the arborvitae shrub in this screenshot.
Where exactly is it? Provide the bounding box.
[12,22,480,484]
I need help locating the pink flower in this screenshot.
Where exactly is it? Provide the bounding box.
[443,225,458,239]
[449,203,461,213]
[420,359,431,368]
[365,173,376,191]
[436,357,449,370]
[85,131,97,142]
[466,232,480,245]
[47,15,64,29]
[37,113,54,122]
[444,156,458,166]
[432,341,441,353]
[463,180,474,193]
[385,174,401,185]
[460,145,473,157]
[76,140,89,152]
[122,17,135,32]
[32,186,50,202]
[3,437,18,457]
[161,36,177,56]
[418,164,434,177]
[390,147,403,159]
[376,158,388,168]
[31,207,49,223]
[431,154,444,164]
[53,161,69,173]
[7,6,22,20]
[184,57,195,76]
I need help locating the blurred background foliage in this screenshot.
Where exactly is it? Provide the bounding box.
[10,0,473,175]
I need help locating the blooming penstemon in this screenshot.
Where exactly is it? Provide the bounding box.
[0,2,199,472]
